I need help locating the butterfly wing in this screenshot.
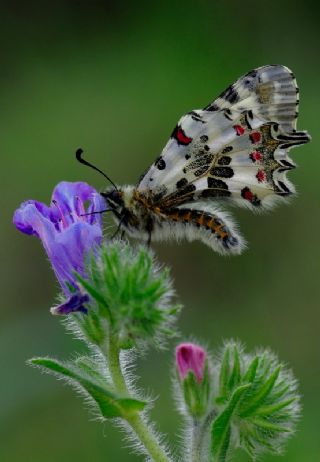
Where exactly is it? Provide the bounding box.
[204,64,300,132]
[138,65,310,211]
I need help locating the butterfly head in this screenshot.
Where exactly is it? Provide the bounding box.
[101,186,139,237]
[101,188,124,213]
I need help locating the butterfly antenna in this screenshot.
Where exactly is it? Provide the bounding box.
[76,148,118,190]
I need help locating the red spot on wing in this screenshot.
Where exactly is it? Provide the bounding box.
[233,125,245,136]
[172,125,193,145]
[241,187,261,206]
[243,188,254,201]
[250,132,261,144]
[256,169,266,182]
[250,151,263,162]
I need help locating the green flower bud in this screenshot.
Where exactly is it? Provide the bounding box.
[75,240,180,349]
[211,341,300,461]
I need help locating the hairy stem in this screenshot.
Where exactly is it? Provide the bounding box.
[190,411,217,462]
[191,419,202,462]
[126,413,172,462]
[107,332,127,394]
[105,332,172,462]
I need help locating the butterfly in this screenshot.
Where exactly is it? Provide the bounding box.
[79,65,310,255]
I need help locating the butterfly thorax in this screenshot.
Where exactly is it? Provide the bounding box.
[102,186,165,238]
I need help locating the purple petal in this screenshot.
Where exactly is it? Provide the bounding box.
[51,222,103,291]
[87,190,108,226]
[52,181,96,204]
[13,201,57,238]
[51,293,90,315]
[52,181,106,227]
[13,181,105,296]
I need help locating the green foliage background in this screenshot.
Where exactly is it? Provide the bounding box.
[1,1,319,461]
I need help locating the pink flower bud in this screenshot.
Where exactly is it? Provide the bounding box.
[176,343,206,383]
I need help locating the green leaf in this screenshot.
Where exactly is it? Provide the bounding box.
[76,274,113,323]
[255,397,296,417]
[219,345,231,399]
[75,356,109,387]
[211,383,251,462]
[30,357,146,418]
[242,356,259,383]
[239,366,281,417]
[250,418,291,433]
[227,346,241,391]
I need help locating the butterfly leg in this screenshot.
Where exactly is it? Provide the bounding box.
[110,216,124,240]
[146,217,153,248]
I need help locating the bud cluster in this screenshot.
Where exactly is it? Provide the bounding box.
[175,340,300,461]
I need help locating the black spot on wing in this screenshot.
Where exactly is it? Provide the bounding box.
[277,181,292,195]
[246,69,258,78]
[218,156,232,166]
[243,69,258,86]
[221,85,240,104]
[189,111,206,123]
[244,111,252,129]
[182,184,196,194]
[155,156,166,170]
[207,177,229,190]
[194,165,209,177]
[222,146,233,154]
[186,154,214,172]
[204,103,220,112]
[280,159,295,170]
[200,135,208,142]
[223,109,233,121]
[210,166,234,178]
[166,183,196,204]
[176,178,188,189]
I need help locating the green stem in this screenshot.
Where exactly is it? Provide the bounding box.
[191,419,202,462]
[191,411,217,462]
[105,333,172,462]
[107,332,127,394]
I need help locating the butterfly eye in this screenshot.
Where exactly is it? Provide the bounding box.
[102,190,123,207]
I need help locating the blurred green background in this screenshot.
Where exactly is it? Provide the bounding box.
[1,1,319,461]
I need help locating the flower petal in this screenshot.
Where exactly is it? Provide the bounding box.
[13,200,57,237]
[54,181,106,227]
[51,293,90,315]
[176,343,206,383]
[13,181,105,296]
[52,222,103,291]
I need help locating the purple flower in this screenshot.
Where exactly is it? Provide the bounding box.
[13,181,105,314]
[176,343,206,383]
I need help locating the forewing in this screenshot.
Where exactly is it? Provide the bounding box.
[205,64,300,132]
[138,65,310,210]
